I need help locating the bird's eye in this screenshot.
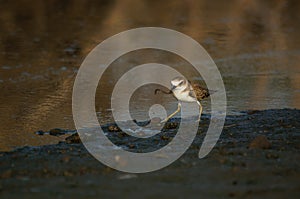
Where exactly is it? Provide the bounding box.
[179,81,183,85]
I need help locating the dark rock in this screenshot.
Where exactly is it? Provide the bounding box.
[265,153,279,159]
[127,144,135,149]
[108,125,121,132]
[160,135,170,141]
[247,110,260,115]
[165,122,178,129]
[61,156,71,163]
[65,133,81,144]
[35,130,45,135]
[64,43,80,55]
[49,128,65,136]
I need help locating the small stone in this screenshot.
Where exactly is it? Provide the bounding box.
[118,174,137,180]
[63,171,73,177]
[265,153,279,159]
[65,133,81,144]
[219,158,226,164]
[117,132,128,138]
[165,122,178,129]
[108,125,121,132]
[33,37,40,43]
[127,144,135,149]
[247,110,259,115]
[61,156,71,163]
[241,162,247,167]
[1,169,12,178]
[249,135,271,149]
[64,43,80,55]
[160,135,170,140]
[35,130,45,135]
[49,128,64,136]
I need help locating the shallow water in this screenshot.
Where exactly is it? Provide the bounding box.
[0,0,299,151]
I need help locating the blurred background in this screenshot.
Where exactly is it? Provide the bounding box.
[0,0,299,151]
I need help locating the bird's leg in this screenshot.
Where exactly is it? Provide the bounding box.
[197,101,203,122]
[161,103,181,123]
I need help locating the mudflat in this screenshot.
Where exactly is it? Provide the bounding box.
[0,109,299,198]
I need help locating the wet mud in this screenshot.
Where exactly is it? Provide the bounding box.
[0,109,299,198]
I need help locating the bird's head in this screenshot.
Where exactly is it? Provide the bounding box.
[170,76,187,90]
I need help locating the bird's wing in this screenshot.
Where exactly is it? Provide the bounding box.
[188,84,197,99]
[191,83,210,100]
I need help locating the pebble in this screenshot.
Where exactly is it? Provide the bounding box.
[165,122,178,129]
[49,128,65,136]
[63,171,73,177]
[1,169,12,178]
[247,110,259,115]
[35,130,45,135]
[65,133,81,144]
[61,156,71,163]
[118,174,137,180]
[249,135,271,149]
[160,135,170,141]
[265,153,279,159]
[64,43,80,55]
[108,125,121,132]
[127,144,135,149]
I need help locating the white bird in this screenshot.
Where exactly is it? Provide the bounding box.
[155,76,211,123]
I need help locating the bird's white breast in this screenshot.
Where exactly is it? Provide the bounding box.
[173,89,197,102]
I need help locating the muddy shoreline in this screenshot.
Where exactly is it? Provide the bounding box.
[0,109,299,198]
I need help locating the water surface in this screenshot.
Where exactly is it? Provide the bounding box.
[0,0,299,151]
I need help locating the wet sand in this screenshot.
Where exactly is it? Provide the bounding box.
[0,109,299,198]
[1,0,300,151]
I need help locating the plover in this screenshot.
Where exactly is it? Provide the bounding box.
[155,76,211,123]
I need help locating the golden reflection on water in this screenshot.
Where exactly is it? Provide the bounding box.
[0,0,299,151]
